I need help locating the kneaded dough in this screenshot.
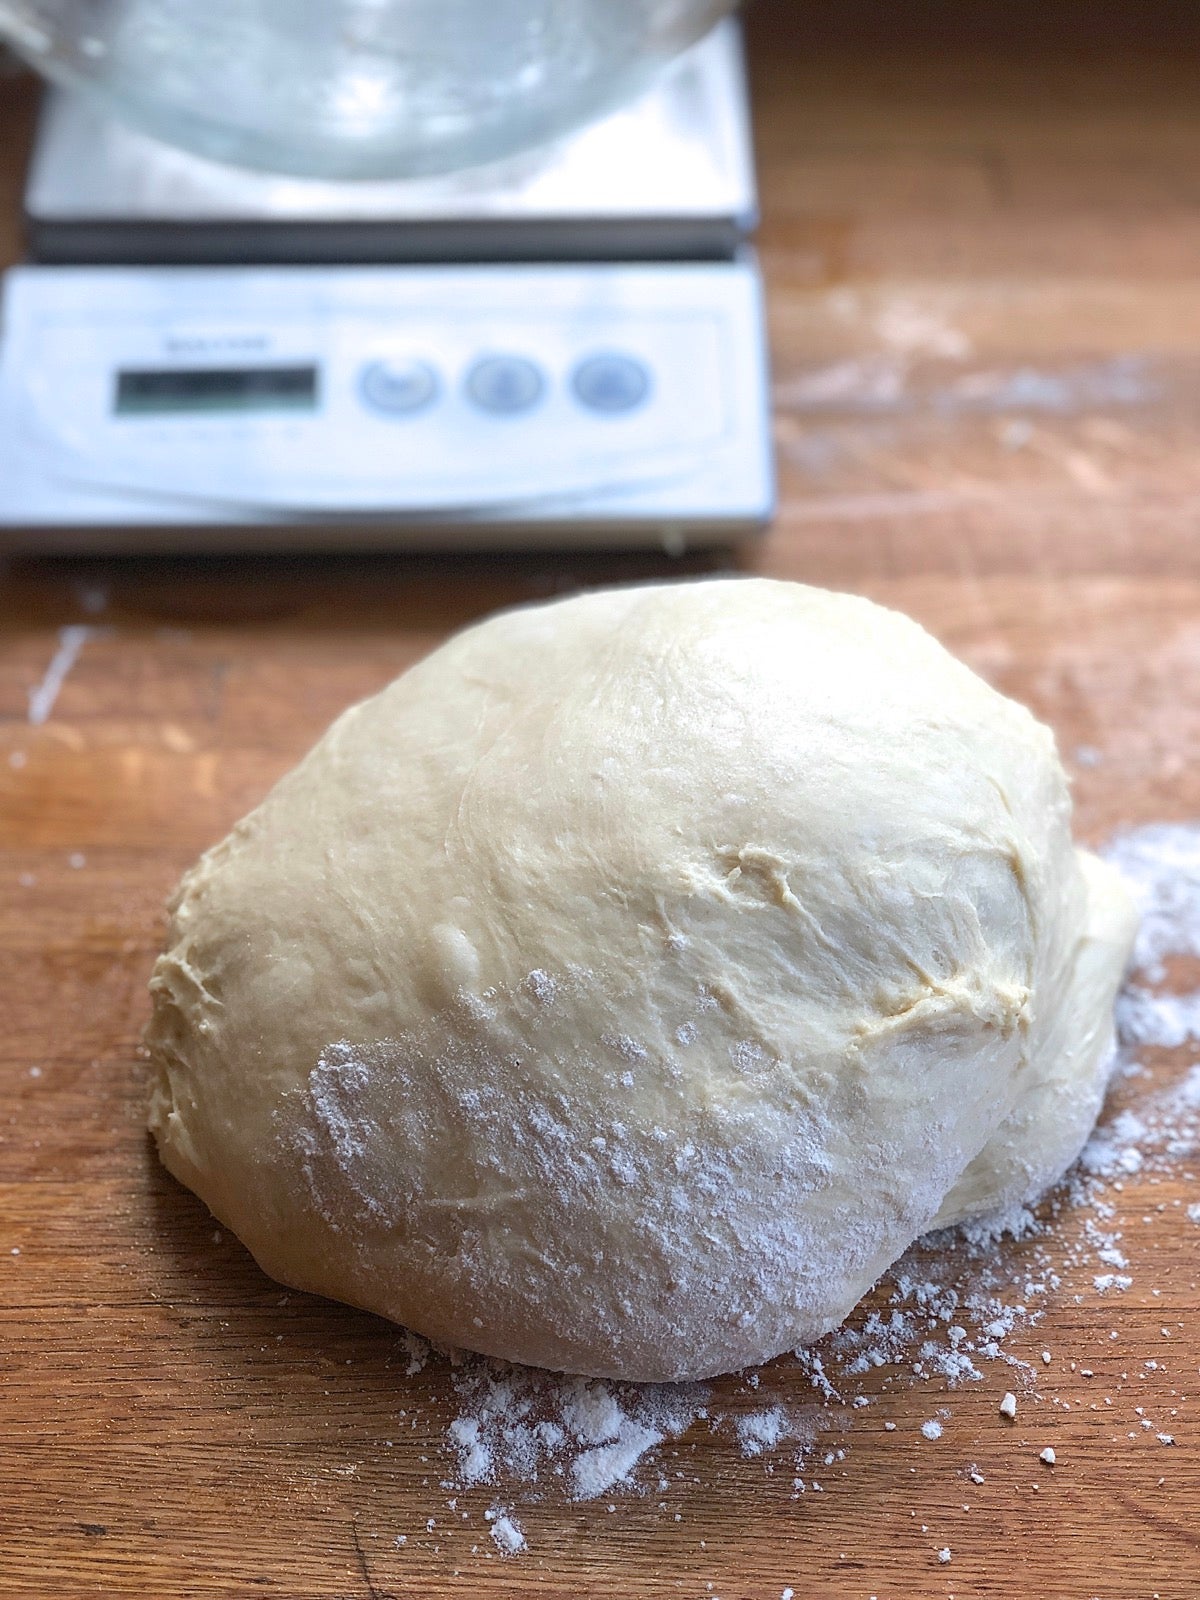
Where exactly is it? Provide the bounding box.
[147,578,1136,1382]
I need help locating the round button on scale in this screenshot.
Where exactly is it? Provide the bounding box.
[359,358,439,416]
[572,352,651,414]
[466,355,545,415]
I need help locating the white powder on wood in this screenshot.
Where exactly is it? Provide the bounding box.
[1115,986,1200,1049]
[1093,1273,1133,1293]
[735,1406,788,1457]
[487,1508,526,1555]
[27,625,96,726]
[442,1364,704,1505]
[571,1419,665,1499]
[1102,822,1200,980]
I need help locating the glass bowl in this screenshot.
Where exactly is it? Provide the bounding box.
[0,0,739,179]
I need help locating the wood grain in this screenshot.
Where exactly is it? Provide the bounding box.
[2,5,1199,1595]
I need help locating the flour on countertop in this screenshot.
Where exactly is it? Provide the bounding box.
[438,1361,710,1502]
[486,1506,526,1555]
[1102,822,1200,980]
[735,1406,788,1457]
[26,625,101,726]
[1115,987,1200,1050]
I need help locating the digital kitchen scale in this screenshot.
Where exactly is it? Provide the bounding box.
[0,21,774,551]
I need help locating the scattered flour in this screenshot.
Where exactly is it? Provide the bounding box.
[735,1406,787,1457]
[1102,822,1200,980]
[442,1365,706,1503]
[487,1507,526,1555]
[27,625,98,726]
[571,1420,665,1499]
[1093,1272,1133,1294]
[1116,987,1200,1050]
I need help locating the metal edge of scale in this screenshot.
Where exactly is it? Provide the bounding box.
[23,19,758,265]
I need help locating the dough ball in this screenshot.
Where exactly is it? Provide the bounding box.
[147,579,1136,1382]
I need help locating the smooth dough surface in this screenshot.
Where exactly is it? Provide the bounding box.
[147,578,1137,1381]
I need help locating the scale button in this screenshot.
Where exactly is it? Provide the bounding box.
[572,352,651,414]
[466,355,545,415]
[359,358,439,415]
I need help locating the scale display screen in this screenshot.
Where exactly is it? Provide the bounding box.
[114,364,319,416]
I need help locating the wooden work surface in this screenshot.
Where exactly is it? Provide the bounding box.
[2,4,1199,1595]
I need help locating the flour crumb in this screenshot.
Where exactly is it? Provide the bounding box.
[401,1330,430,1377]
[938,1547,952,1564]
[999,1393,1017,1420]
[736,1407,787,1457]
[571,1419,664,1499]
[921,1419,943,1440]
[524,969,557,1005]
[488,1508,526,1556]
[1093,1273,1133,1294]
[1039,1447,1056,1465]
[447,1418,493,1487]
[27,624,96,726]
[1103,822,1200,979]
[440,1360,704,1510]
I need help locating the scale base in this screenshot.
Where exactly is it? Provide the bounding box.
[0,261,774,553]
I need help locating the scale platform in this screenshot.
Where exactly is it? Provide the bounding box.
[0,21,774,551]
[24,22,758,266]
